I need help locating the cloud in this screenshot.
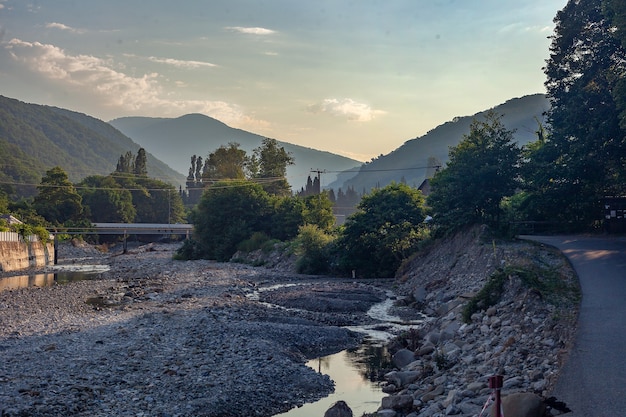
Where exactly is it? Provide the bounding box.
[307,98,386,122]
[4,38,267,127]
[45,22,85,34]
[226,26,276,35]
[147,56,217,69]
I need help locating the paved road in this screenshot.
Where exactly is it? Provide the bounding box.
[519,235,626,416]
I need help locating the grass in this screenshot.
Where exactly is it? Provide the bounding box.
[462,264,581,323]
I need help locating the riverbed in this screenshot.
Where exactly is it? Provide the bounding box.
[0,242,416,417]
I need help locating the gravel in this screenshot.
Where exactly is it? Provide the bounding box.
[0,241,386,417]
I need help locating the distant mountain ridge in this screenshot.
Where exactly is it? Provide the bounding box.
[330,94,550,192]
[0,95,186,197]
[109,114,362,189]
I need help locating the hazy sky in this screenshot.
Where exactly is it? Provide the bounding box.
[0,0,567,162]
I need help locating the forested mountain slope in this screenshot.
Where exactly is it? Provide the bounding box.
[110,114,362,189]
[0,95,186,198]
[330,94,549,192]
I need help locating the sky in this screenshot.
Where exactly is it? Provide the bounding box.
[0,0,567,162]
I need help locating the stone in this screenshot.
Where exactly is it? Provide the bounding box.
[376,409,397,417]
[416,345,435,356]
[385,371,421,388]
[392,349,415,369]
[324,400,353,417]
[420,385,445,402]
[489,392,546,417]
[381,394,413,411]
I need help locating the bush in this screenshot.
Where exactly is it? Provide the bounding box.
[294,224,334,274]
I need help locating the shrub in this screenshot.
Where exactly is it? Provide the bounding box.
[294,224,334,274]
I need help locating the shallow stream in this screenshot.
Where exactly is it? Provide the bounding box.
[0,264,109,292]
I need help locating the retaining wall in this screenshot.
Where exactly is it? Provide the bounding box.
[0,236,55,272]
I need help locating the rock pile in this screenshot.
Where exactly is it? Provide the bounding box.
[373,227,579,417]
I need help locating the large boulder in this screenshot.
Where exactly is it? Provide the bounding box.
[391,348,415,369]
[490,392,546,417]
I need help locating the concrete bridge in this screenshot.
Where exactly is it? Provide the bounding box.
[48,223,193,259]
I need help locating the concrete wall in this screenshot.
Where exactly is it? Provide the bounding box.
[0,239,55,272]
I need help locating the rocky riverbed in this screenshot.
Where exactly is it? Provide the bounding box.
[0,227,580,417]
[0,241,392,417]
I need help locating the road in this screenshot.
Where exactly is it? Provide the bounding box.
[519,235,626,416]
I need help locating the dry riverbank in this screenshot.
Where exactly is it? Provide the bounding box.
[0,241,391,417]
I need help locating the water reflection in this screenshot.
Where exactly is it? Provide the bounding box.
[0,266,108,292]
[275,340,388,417]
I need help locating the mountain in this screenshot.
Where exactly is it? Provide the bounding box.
[109,114,362,189]
[329,94,550,192]
[0,95,186,197]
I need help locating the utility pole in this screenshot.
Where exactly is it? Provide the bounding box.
[310,169,325,202]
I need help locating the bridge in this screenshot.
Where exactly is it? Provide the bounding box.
[48,223,193,260]
[49,223,193,237]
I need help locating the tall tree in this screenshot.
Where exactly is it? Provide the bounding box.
[33,166,85,225]
[202,143,249,182]
[116,151,134,174]
[133,148,148,177]
[428,111,520,235]
[531,0,626,228]
[78,175,136,223]
[252,138,294,196]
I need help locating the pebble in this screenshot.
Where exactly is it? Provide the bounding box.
[0,242,371,417]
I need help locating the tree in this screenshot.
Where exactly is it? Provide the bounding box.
[78,175,136,223]
[133,148,148,176]
[302,193,335,232]
[529,0,626,228]
[252,138,294,196]
[202,143,249,182]
[188,181,272,260]
[33,166,85,225]
[116,151,134,174]
[427,112,520,235]
[335,182,427,278]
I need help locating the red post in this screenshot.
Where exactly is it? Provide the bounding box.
[489,375,503,417]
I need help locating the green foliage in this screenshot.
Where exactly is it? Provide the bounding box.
[462,268,507,323]
[33,167,86,226]
[251,138,294,196]
[187,181,272,261]
[461,264,581,323]
[527,0,626,230]
[79,175,136,223]
[302,193,336,232]
[237,232,276,253]
[335,183,428,278]
[270,197,306,241]
[202,142,249,181]
[294,224,335,274]
[428,111,520,236]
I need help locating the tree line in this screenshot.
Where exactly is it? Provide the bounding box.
[178,0,626,277]
[2,0,624,278]
[0,148,186,238]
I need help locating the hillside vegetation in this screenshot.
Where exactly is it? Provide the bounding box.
[330,94,549,192]
[109,113,362,190]
[0,95,185,198]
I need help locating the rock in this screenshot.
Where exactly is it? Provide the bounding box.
[392,348,415,369]
[385,371,421,388]
[381,395,413,411]
[324,400,353,417]
[376,409,397,417]
[420,385,445,402]
[489,392,546,417]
